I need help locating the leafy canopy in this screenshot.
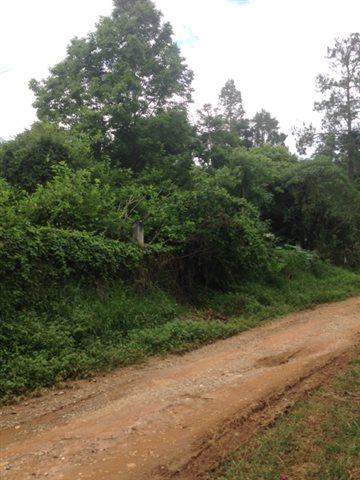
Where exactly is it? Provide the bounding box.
[30,0,193,171]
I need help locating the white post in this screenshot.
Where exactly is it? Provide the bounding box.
[133,221,144,248]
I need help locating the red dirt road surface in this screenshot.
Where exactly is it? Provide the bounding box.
[1,297,359,480]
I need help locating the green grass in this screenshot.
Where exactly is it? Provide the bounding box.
[214,358,360,480]
[1,265,360,404]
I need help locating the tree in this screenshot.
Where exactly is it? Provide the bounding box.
[30,0,193,171]
[218,80,253,148]
[251,109,286,147]
[315,33,359,181]
[196,104,235,168]
[197,80,253,167]
[135,108,196,184]
[300,34,360,180]
[219,79,245,129]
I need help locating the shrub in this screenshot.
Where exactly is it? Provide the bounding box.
[269,157,360,267]
[139,171,274,289]
[0,123,95,191]
[22,164,123,238]
[0,226,147,314]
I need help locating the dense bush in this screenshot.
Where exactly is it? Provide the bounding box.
[0,226,143,282]
[269,157,360,267]
[0,123,95,191]
[0,226,151,314]
[208,146,295,210]
[22,164,123,237]
[140,172,274,289]
[0,165,275,295]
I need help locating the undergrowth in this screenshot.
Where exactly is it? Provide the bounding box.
[1,264,359,404]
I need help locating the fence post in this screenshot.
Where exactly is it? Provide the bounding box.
[133,221,145,248]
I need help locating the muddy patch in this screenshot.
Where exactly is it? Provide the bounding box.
[256,349,303,368]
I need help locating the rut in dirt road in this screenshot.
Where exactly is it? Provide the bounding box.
[1,297,359,480]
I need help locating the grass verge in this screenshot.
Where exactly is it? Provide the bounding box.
[214,356,360,480]
[1,266,360,403]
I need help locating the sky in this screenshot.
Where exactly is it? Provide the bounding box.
[0,0,359,145]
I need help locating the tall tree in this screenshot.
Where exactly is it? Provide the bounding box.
[251,109,286,147]
[218,79,245,129]
[197,80,255,167]
[30,0,193,171]
[315,33,360,181]
[196,103,236,168]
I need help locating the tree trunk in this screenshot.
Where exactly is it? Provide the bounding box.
[345,61,354,182]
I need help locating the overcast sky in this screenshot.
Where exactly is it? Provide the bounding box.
[0,0,359,144]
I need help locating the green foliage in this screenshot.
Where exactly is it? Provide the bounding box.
[15,163,273,288]
[197,80,288,168]
[0,226,143,281]
[22,164,123,237]
[30,0,193,170]
[251,109,287,147]
[315,33,360,181]
[219,79,245,128]
[273,245,326,279]
[296,33,360,181]
[0,178,23,227]
[0,225,147,317]
[0,123,95,191]
[211,147,294,210]
[136,170,274,288]
[196,103,242,168]
[1,265,359,403]
[270,157,360,266]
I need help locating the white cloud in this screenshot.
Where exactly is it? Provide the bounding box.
[155,0,359,138]
[0,0,359,146]
[0,0,113,139]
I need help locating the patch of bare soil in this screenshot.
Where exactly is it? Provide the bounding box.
[1,297,359,480]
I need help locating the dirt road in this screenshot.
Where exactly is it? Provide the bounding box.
[1,297,359,480]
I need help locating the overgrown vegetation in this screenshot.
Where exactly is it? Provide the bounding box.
[0,0,359,401]
[215,357,360,480]
[2,261,359,403]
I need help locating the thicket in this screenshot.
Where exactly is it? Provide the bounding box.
[0,0,359,401]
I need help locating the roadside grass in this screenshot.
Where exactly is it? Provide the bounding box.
[200,266,360,319]
[214,357,360,480]
[1,266,360,403]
